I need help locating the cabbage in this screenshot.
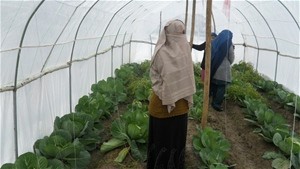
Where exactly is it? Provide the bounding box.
[127,123,142,140]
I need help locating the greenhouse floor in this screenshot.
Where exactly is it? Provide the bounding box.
[87,98,299,169]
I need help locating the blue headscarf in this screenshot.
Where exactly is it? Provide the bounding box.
[210,30,233,78]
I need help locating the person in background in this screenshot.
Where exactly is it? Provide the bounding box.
[147,19,196,169]
[210,29,235,111]
[191,32,217,94]
[191,32,218,72]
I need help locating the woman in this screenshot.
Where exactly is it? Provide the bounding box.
[210,29,235,111]
[191,32,218,81]
[147,19,196,169]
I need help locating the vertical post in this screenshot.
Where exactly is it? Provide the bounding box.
[129,34,132,63]
[122,32,127,65]
[201,0,212,129]
[150,35,153,56]
[190,0,196,44]
[185,0,189,29]
[95,53,98,83]
[159,11,162,35]
[111,46,114,77]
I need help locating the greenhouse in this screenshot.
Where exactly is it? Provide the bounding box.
[0,0,299,168]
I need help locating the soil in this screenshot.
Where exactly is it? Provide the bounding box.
[87,97,300,169]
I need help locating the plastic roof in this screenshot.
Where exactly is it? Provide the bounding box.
[1,0,299,164]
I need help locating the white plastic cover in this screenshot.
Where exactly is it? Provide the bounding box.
[1,0,299,165]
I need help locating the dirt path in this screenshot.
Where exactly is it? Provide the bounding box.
[207,101,275,169]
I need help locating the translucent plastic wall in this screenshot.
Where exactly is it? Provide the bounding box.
[1,0,299,165]
[229,1,300,95]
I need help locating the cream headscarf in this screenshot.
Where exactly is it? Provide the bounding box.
[150,19,196,113]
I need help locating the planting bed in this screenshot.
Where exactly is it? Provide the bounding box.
[87,98,299,169]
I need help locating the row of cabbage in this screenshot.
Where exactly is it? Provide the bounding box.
[227,62,300,169]
[190,61,300,169]
[1,60,232,169]
[1,62,150,169]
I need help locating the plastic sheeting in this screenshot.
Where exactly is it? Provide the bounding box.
[1,0,299,165]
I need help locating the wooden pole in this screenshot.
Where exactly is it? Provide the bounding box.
[190,0,196,44]
[201,0,212,129]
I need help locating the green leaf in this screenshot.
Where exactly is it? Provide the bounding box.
[100,138,126,153]
[61,119,83,139]
[192,137,203,151]
[193,127,230,168]
[64,150,91,169]
[285,136,300,154]
[209,163,228,169]
[0,163,15,169]
[271,158,290,169]
[114,147,130,163]
[129,140,147,161]
[272,133,283,146]
[38,136,83,159]
[111,119,129,141]
[262,151,285,160]
[47,159,65,169]
[15,152,48,169]
[291,153,300,169]
[50,129,72,142]
[201,132,210,148]
[127,123,143,140]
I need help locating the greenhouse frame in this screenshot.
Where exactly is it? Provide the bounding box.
[1,0,299,167]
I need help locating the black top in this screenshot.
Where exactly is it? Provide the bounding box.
[192,42,206,69]
[192,42,206,51]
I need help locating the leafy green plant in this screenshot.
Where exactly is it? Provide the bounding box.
[115,60,150,86]
[100,100,149,163]
[272,88,295,107]
[244,97,300,169]
[33,135,90,169]
[52,112,102,151]
[263,151,290,169]
[91,77,127,104]
[127,77,151,101]
[232,62,263,84]
[234,61,300,118]
[189,89,204,120]
[193,126,230,168]
[291,153,300,169]
[115,64,137,85]
[1,152,49,169]
[76,92,117,119]
[227,80,265,105]
[138,60,151,78]
[294,96,300,116]
[264,151,300,169]
[272,133,300,155]
[243,97,290,142]
[75,93,113,119]
[76,77,127,119]
[255,79,278,93]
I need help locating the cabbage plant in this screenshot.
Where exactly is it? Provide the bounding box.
[53,112,102,150]
[100,100,149,163]
[1,152,48,169]
[193,126,230,168]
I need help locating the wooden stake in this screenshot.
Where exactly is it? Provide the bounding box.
[201,0,212,129]
[190,0,196,44]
